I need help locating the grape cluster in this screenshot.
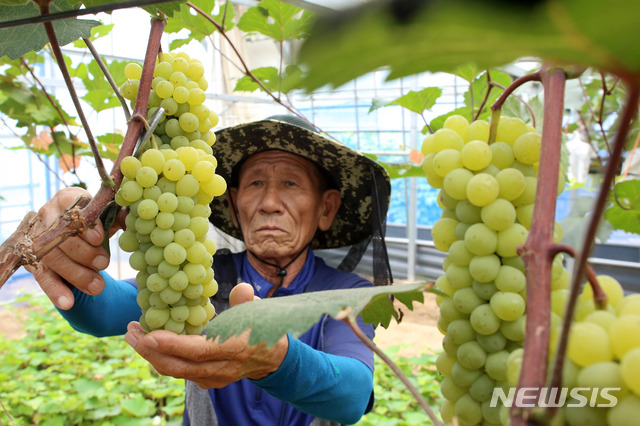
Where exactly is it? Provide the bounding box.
[426,114,555,425]
[427,115,640,425]
[508,279,640,426]
[115,51,226,335]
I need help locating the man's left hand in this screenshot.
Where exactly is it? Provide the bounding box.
[124,283,288,389]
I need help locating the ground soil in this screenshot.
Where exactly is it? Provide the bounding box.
[0,287,443,358]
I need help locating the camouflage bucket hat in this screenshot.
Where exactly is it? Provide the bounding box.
[209,115,391,250]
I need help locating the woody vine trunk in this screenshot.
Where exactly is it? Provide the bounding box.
[0,18,167,288]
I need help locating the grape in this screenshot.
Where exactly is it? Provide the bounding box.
[455,200,481,224]
[494,265,526,293]
[433,149,462,177]
[472,280,498,300]
[512,176,537,206]
[457,341,487,370]
[490,142,514,169]
[490,292,525,323]
[436,351,457,376]
[485,350,509,381]
[163,158,187,181]
[453,287,484,314]
[466,119,489,143]
[431,217,458,252]
[143,186,161,201]
[609,314,640,359]
[461,140,492,171]
[454,394,483,425]
[432,128,464,152]
[470,304,501,335]
[446,264,473,290]
[448,240,474,266]
[118,230,139,253]
[496,223,528,258]
[464,223,498,256]
[191,160,216,182]
[443,114,469,140]
[145,307,170,328]
[150,227,174,247]
[452,361,482,387]
[468,254,501,282]
[176,174,200,197]
[567,322,613,367]
[469,374,495,402]
[447,319,477,345]
[120,80,139,101]
[440,376,467,402]
[608,394,640,426]
[495,168,525,202]
[179,112,199,133]
[443,168,473,200]
[121,156,142,180]
[476,332,506,353]
[155,80,174,98]
[577,361,627,403]
[188,88,206,106]
[495,116,528,146]
[187,305,207,326]
[120,180,143,202]
[187,61,205,81]
[137,199,159,220]
[466,173,499,207]
[513,132,541,165]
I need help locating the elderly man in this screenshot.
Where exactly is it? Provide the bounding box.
[28,115,392,426]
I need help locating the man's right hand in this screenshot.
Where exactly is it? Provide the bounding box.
[25,187,111,310]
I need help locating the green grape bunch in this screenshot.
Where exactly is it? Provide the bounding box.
[115,51,227,335]
[425,115,640,425]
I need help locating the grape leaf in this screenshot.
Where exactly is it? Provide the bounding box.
[604,179,640,234]
[234,65,303,95]
[237,0,313,42]
[164,0,229,49]
[389,87,442,115]
[364,153,425,179]
[298,0,640,91]
[204,283,427,348]
[560,194,613,248]
[72,23,114,48]
[0,0,101,60]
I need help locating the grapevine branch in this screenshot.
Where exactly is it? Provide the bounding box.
[545,81,640,419]
[0,0,178,29]
[186,2,300,118]
[341,314,444,426]
[489,70,542,143]
[512,66,566,426]
[0,18,166,288]
[83,37,132,122]
[548,244,607,307]
[40,2,112,187]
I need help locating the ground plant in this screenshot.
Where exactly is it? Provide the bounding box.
[0,1,639,426]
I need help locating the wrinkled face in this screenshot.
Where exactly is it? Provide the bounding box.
[229,151,341,261]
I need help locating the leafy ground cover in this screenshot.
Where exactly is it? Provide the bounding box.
[0,294,442,425]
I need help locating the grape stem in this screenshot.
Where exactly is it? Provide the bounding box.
[548,243,607,308]
[0,18,166,289]
[511,66,565,426]
[342,315,444,426]
[83,37,132,122]
[39,2,113,187]
[488,70,542,143]
[544,81,639,421]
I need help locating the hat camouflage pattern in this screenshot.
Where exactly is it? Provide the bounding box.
[209,115,391,250]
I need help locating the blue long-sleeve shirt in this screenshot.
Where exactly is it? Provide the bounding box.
[56,250,375,425]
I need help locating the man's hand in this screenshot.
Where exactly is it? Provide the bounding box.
[25,187,112,310]
[124,283,288,389]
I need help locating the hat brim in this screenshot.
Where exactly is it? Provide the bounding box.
[209,118,390,250]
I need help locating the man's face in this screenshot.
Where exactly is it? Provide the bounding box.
[229,151,340,261]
